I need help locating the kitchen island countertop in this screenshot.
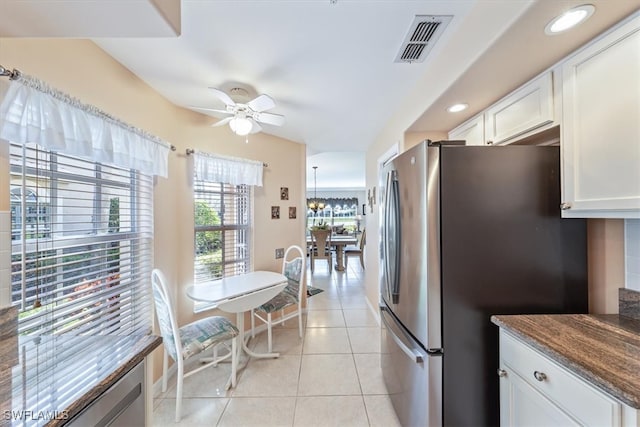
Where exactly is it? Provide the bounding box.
[0,333,162,426]
[492,314,640,409]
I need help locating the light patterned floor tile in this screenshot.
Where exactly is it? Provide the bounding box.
[353,353,387,395]
[217,397,296,427]
[363,395,402,427]
[298,354,361,396]
[348,327,381,353]
[294,396,369,427]
[152,397,228,426]
[306,309,345,327]
[343,309,378,327]
[303,327,351,354]
[231,355,301,397]
[306,293,342,310]
[252,327,304,355]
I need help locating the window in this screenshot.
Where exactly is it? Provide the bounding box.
[193,178,251,288]
[10,142,154,336]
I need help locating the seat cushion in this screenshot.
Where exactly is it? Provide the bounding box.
[258,282,299,313]
[179,316,239,360]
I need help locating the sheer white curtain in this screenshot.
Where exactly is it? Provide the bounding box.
[194,150,263,186]
[0,75,171,177]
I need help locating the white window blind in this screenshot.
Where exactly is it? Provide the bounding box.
[193,179,251,311]
[10,142,154,336]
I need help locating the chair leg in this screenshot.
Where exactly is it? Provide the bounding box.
[230,337,237,388]
[267,312,273,353]
[162,349,169,392]
[175,359,184,422]
[251,308,255,339]
[281,309,286,326]
[212,344,218,366]
[360,253,364,269]
[298,306,303,338]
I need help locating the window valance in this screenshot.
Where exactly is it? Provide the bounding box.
[193,150,263,187]
[0,75,171,177]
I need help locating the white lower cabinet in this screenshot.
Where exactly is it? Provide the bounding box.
[498,330,640,427]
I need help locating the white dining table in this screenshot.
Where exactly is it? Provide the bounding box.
[185,271,287,387]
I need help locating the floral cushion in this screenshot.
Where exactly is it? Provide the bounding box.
[179,316,239,360]
[258,288,298,313]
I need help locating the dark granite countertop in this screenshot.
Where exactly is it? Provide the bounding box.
[0,334,162,426]
[491,314,640,409]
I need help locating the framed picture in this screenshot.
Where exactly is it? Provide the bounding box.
[280,187,289,200]
[289,206,296,219]
[271,206,280,219]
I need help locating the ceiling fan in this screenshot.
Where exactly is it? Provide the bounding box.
[192,87,285,136]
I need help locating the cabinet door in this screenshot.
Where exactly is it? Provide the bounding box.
[500,366,581,427]
[485,71,554,145]
[561,14,640,218]
[448,113,485,146]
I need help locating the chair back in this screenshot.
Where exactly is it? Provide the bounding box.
[360,228,367,250]
[311,229,332,257]
[151,269,182,362]
[282,245,306,299]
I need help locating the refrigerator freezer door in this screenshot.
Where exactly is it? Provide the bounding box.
[381,142,442,350]
[381,304,442,427]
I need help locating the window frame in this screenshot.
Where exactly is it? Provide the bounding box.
[192,178,253,312]
[9,142,154,336]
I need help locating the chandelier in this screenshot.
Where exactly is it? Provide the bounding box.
[308,166,325,213]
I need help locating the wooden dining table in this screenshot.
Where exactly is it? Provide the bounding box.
[306,234,357,271]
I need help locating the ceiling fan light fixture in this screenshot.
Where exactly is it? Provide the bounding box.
[545,5,595,35]
[447,103,468,113]
[229,116,252,136]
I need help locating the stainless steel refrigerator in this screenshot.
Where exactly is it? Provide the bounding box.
[379,140,588,427]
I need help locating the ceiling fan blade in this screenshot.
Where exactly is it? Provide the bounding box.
[249,119,262,134]
[255,112,285,127]
[211,117,233,127]
[208,87,236,107]
[247,94,275,112]
[190,106,233,115]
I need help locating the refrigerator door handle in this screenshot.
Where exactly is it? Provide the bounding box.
[381,305,425,364]
[384,170,401,304]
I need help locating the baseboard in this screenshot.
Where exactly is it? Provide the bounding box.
[365,296,381,326]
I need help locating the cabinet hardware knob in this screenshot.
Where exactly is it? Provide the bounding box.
[497,368,507,377]
[486,140,494,145]
[560,202,572,210]
[533,371,547,382]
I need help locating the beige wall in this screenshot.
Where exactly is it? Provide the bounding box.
[0,38,307,380]
[588,219,625,313]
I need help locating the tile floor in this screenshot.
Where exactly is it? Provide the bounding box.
[152,260,401,426]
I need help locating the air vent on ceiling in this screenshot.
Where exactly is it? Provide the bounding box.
[394,15,452,63]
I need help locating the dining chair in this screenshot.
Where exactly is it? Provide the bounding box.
[345,228,366,269]
[310,229,333,273]
[151,269,239,422]
[250,245,305,353]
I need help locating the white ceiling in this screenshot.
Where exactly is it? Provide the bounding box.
[2,0,638,190]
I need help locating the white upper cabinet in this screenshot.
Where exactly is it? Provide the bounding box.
[448,113,484,146]
[560,13,640,218]
[485,72,555,146]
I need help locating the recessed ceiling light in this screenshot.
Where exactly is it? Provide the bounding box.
[447,103,468,113]
[545,4,595,35]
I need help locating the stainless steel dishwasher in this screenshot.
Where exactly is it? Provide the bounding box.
[67,361,146,427]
